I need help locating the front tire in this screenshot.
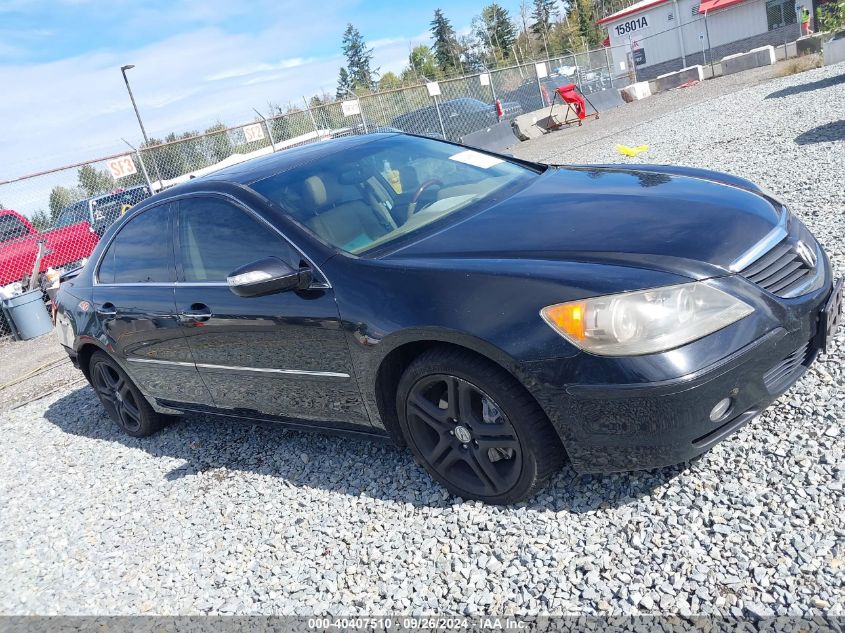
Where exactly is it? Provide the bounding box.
[396,347,565,504]
[88,351,171,437]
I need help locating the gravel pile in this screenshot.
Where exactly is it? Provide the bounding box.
[1,65,843,617]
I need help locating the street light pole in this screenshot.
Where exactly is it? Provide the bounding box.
[120,64,163,187]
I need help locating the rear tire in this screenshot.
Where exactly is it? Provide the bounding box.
[396,347,565,504]
[88,351,171,437]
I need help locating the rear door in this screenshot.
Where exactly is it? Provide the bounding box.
[92,202,211,406]
[173,194,368,426]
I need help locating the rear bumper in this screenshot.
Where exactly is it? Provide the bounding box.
[519,279,836,474]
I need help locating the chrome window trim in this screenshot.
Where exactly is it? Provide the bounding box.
[126,357,349,378]
[93,191,331,289]
[729,207,789,273]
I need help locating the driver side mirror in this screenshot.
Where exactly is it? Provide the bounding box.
[227,257,312,298]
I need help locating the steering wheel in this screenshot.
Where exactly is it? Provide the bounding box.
[407,178,443,220]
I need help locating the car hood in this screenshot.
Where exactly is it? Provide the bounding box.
[387,165,781,279]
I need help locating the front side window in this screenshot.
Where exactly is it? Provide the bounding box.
[178,198,301,282]
[249,135,539,254]
[98,204,174,284]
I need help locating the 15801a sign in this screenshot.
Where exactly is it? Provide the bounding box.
[615,15,649,36]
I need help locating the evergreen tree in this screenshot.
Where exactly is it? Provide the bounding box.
[336,67,353,99]
[531,0,558,36]
[341,24,374,90]
[478,3,518,58]
[430,9,460,72]
[575,0,602,48]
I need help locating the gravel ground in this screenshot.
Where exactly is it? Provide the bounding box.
[1,64,843,617]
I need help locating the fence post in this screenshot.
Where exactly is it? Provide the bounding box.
[704,10,716,76]
[122,138,154,192]
[433,94,446,139]
[376,93,389,129]
[303,97,320,136]
[135,149,154,191]
[252,109,276,152]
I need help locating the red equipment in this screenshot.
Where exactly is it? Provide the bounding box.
[495,99,503,119]
[546,83,599,129]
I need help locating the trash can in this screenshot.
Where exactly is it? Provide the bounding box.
[1,289,53,341]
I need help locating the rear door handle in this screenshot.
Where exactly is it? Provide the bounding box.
[96,303,117,318]
[178,303,212,323]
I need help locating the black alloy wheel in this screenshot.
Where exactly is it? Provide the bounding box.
[88,351,171,437]
[406,375,523,498]
[397,347,564,504]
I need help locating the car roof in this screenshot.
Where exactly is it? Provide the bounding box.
[196,133,400,186]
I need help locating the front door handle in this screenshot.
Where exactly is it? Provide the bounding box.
[178,303,212,323]
[96,303,117,318]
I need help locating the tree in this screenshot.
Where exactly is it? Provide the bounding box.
[48,185,84,220]
[77,164,113,197]
[575,0,602,48]
[336,67,353,99]
[477,4,518,59]
[406,45,438,79]
[29,210,52,231]
[378,71,402,90]
[341,24,375,90]
[430,9,461,73]
[531,0,558,56]
[531,0,558,35]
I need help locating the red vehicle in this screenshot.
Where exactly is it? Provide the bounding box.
[0,209,100,286]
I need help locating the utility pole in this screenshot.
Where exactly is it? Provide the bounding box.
[120,65,163,187]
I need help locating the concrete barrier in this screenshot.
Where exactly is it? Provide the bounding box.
[460,120,520,152]
[512,104,571,141]
[619,81,652,102]
[824,31,845,66]
[585,86,625,111]
[511,88,622,141]
[653,65,704,92]
[796,34,824,56]
[722,46,776,76]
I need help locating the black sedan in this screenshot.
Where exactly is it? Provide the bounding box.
[55,133,842,504]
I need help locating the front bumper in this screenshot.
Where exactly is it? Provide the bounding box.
[519,276,841,474]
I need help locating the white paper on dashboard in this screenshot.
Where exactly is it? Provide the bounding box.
[448,150,503,169]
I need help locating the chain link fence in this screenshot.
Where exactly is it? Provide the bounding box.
[0,22,801,339]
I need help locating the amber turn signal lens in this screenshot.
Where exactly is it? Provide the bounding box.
[541,302,587,340]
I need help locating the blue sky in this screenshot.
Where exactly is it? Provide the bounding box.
[0,0,528,188]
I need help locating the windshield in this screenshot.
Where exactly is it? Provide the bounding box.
[249,135,539,255]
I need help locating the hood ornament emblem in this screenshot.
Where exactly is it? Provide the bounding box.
[795,240,816,268]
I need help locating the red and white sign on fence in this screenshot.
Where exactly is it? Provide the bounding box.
[106,155,138,180]
[242,123,265,143]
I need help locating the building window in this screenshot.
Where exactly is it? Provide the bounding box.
[766,0,797,30]
[691,4,700,16]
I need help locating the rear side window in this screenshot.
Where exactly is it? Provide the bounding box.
[97,204,174,284]
[178,197,301,282]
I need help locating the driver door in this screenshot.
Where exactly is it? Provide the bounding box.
[173,194,369,427]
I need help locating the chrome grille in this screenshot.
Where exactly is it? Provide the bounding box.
[738,236,816,298]
[763,342,809,391]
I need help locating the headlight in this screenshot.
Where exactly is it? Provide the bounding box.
[540,281,753,356]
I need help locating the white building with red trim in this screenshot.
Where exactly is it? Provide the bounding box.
[599,0,803,79]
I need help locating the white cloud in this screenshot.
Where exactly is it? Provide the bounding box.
[0,11,436,215]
